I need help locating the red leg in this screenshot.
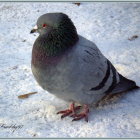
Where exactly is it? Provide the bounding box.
[71,104,89,122]
[57,103,81,119]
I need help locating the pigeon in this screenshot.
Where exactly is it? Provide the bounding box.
[30,12,139,122]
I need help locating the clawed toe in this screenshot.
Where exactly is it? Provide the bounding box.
[57,110,70,114]
[57,103,89,122]
[71,105,89,122]
[57,103,81,119]
[72,113,88,122]
[57,109,73,119]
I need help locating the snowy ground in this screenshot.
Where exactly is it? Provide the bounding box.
[0,2,140,138]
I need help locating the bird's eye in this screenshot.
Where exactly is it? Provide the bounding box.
[42,24,47,28]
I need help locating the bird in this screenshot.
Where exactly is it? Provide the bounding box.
[30,12,139,122]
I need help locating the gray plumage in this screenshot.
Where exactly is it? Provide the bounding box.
[31,12,139,106]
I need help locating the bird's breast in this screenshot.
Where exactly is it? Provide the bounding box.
[32,48,64,67]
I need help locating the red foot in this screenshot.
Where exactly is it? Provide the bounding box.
[57,103,81,119]
[71,105,89,122]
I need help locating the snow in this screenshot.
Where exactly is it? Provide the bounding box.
[0,2,140,138]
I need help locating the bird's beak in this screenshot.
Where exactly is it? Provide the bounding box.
[30,25,38,34]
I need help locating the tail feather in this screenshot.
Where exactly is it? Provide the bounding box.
[111,74,139,94]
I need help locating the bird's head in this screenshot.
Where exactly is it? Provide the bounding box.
[30,12,77,36]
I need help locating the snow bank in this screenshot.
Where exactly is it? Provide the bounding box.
[0,2,140,138]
